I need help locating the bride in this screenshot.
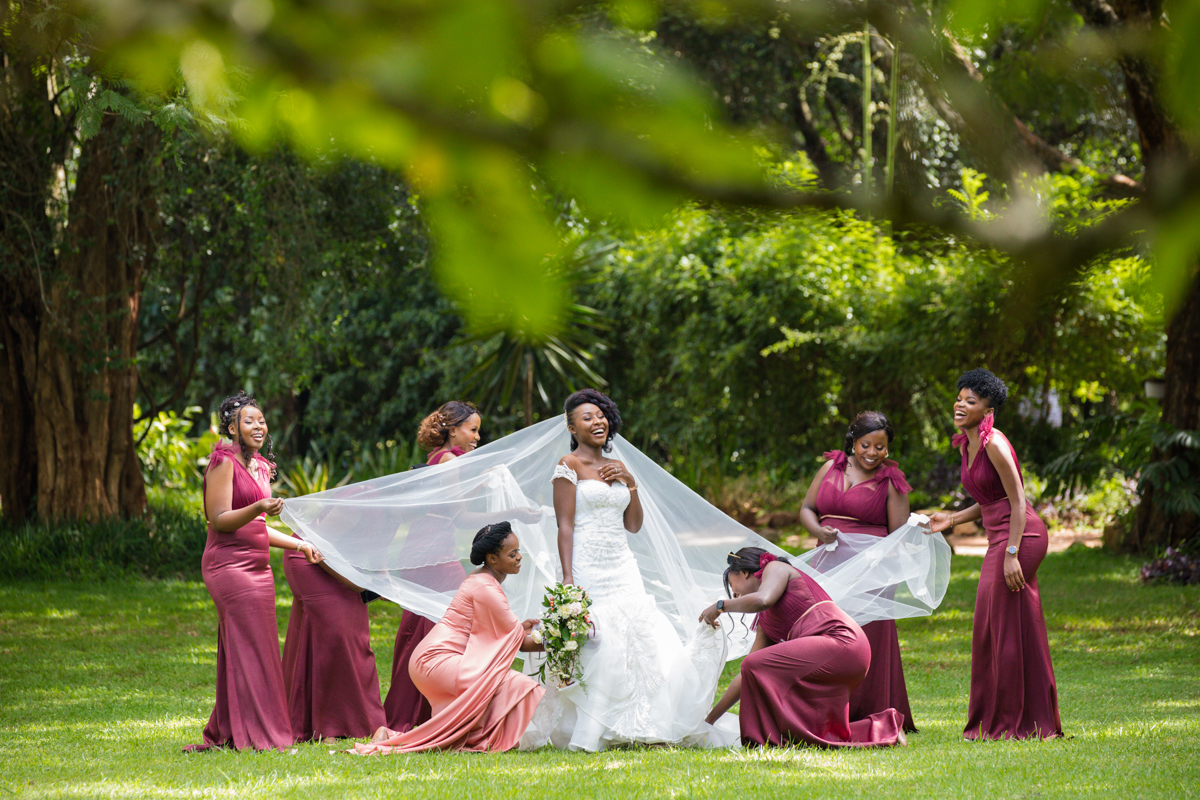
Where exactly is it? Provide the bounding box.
[526,389,732,751]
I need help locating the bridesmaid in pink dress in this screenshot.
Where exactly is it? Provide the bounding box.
[281,537,386,739]
[357,522,545,754]
[930,369,1063,740]
[382,401,478,732]
[799,411,917,731]
[700,548,906,748]
[186,392,324,752]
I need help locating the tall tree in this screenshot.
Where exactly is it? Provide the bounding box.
[1069,0,1198,547]
[0,6,157,521]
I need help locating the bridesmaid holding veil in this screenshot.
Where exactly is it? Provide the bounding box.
[382,402,478,732]
[799,411,918,731]
[357,523,546,754]
[929,369,1063,740]
[700,548,906,748]
[281,512,386,738]
[186,392,322,752]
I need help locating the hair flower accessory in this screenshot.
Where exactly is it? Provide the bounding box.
[754,552,778,579]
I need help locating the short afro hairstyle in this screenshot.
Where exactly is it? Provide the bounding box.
[564,389,622,452]
[470,521,515,566]
[956,368,1009,410]
[844,410,894,456]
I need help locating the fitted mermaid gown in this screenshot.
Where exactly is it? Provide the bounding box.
[522,464,733,752]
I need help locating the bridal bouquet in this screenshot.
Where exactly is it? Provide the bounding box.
[532,582,594,688]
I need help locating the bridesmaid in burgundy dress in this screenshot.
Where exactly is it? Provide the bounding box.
[382,401,478,732]
[929,369,1063,740]
[799,411,917,731]
[187,392,323,752]
[281,527,387,738]
[699,548,906,748]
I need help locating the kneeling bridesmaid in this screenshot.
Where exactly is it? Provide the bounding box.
[356,522,545,754]
[700,548,906,749]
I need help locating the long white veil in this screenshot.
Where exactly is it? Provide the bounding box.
[279,418,950,659]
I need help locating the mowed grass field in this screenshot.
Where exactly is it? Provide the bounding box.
[0,545,1197,799]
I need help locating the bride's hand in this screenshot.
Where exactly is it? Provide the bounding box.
[599,461,636,490]
[698,603,721,628]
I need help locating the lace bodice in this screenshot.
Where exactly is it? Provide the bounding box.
[551,463,631,541]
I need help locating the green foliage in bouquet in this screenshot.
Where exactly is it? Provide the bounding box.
[534,583,594,689]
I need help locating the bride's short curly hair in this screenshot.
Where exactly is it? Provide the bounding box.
[417,401,479,452]
[564,389,621,453]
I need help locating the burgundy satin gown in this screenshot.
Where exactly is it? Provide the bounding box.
[186,442,293,752]
[740,565,905,748]
[812,450,917,731]
[281,547,386,740]
[383,445,469,732]
[957,427,1063,740]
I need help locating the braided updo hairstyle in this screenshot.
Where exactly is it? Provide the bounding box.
[722,546,793,598]
[417,401,479,452]
[844,410,894,456]
[956,368,1009,410]
[564,389,622,453]
[217,391,277,480]
[470,521,514,566]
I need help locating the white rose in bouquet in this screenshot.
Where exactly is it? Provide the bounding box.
[531,628,543,644]
[564,602,584,617]
[564,639,578,651]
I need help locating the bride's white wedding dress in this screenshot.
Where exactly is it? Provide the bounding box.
[519,464,738,751]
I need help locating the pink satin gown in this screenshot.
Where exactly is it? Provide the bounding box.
[739,566,905,748]
[383,446,468,731]
[281,545,386,740]
[186,442,293,752]
[356,572,544,754]
[956,427,1062,740]
[811,450,917,731]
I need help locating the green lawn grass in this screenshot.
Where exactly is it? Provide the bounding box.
[1,546,1197,799]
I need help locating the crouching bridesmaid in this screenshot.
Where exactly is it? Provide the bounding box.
[699,548,906,749]
[356,522,545,754]
[281,539,387,740]
[186,391,322,752]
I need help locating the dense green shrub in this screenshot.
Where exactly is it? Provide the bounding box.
[582,170,1163,502]
[1,504,207,582]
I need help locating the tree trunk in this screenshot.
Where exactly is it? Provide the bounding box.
[523,351,534,428]
[0,60,157,522]
[1131,270,1200,549]
[1069,0,1197,549]
[0,46,65,522]
[35,115,158,521]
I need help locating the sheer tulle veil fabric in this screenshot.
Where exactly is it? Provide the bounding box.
[280,418,950,659]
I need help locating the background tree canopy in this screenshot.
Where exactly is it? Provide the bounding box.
[0,0,1195,549]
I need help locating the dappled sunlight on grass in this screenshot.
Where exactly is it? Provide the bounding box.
[1,547,1198,798]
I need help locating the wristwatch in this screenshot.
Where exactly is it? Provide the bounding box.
[716,599,725,613]
[1006,545,1019,556]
